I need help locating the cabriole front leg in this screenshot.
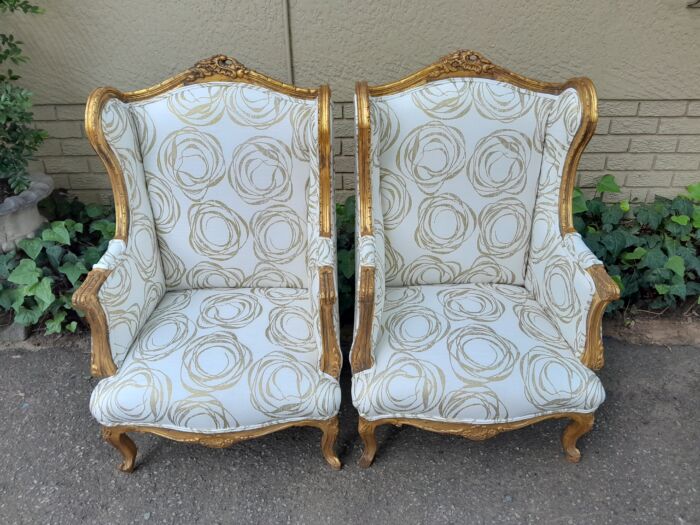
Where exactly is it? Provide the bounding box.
[561,413,595,463]
[358,417,378,468]
[320,417,341,470]
[101,427,137,473]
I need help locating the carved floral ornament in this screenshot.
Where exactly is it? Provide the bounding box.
[429,50,496,78]
[184,54,250,82]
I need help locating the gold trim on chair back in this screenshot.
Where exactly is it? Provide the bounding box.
[356,81,372,236]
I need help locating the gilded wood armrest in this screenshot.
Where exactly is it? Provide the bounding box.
[314,84,340,379]
[580,264,621,370]
[73,269,117,377]
[351,82,379,374]
[318,265,342,379]
[351,265,376,373]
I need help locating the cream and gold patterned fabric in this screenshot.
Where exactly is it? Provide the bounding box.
[370,78,559,287]
[352,284,604,423]
[130,82,317,290]
[94,99,166,367]
[352,78,605,423]
[91,82,340,431]
[91,288,341,432]
[525,90,601,358]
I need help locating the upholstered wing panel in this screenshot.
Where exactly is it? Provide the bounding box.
[94,99,166,367]
[371,78,559,287]
[525,89,601,358]
[130,82,317,290]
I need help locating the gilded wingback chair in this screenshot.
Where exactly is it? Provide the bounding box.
[73,56,342,471]
[351,51,619,467]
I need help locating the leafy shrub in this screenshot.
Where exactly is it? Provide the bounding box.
[0,191,114,333]
[0,0,46,197]
[336,196,355,322]
[574,176,700,313]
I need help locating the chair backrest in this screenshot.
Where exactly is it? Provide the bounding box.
[359,51,595,288]
[98,56,330,290]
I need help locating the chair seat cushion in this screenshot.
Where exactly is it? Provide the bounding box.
[91,288,340,433]
[352,284,604,424]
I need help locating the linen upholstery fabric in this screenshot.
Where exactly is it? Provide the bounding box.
[91,288,341,432]
[91,81,341,434]
[130,82,318,290]
[352,284,604,423]
[352,78,606,424]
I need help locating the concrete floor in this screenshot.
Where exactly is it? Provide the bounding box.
[0,337,698,524]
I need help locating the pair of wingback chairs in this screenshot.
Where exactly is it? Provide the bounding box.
[73,51,619,472]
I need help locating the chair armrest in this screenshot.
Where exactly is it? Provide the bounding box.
[527,232,620,370]
[73,239,126,376]
[309,236,343,379]
[73,268,114,377]
[317,265,342,379]
[581,264,620,369]
[74,238,165,377]
[351,234,382,373]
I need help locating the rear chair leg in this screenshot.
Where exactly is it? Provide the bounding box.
[358,417,378,468]
[101,427,137,473]
[320,417,342,470]
[561,413,595,463]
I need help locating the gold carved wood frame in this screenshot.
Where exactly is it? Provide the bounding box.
[352,50,620,467]
[73,55,342,471]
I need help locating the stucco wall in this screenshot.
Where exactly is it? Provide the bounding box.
[289,0,700,101]
[7,0,291,103]
[6,0,700,202]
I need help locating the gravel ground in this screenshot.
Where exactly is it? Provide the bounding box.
[0,336,698,524]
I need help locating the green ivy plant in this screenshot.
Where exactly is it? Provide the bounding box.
[573,176,700,313]
[336,196,355,322]
[0,191,114,334]
[0,0,46,197]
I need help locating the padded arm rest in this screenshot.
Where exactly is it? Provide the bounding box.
[526,232,619,370]
[92,239,126,270]
[351,233,383,373]
[74,240,165,377]
[308,236,343,379]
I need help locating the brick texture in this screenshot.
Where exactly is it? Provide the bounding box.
[33,99,700,204]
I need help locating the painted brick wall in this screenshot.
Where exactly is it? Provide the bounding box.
[31,100,700,205]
